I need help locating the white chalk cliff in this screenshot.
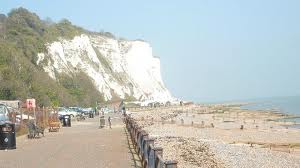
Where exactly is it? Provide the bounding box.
[37,34,173,102]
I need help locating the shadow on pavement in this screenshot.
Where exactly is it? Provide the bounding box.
[124,127,142,168]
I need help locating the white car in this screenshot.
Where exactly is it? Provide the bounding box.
[101,107,113,114]
[0,104,9,122]
[58,107,78,117]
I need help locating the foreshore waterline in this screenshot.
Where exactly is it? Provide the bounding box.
[240,96,300,121]
[241,103,300,126]
[127,104,300,168]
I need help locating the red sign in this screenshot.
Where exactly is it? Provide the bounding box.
[26,99,36,108]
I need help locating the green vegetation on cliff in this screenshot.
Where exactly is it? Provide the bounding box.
[0,8,103,107]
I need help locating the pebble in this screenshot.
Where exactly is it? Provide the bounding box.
[130,107,300,168]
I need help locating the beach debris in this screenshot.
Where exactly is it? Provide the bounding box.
[128,105,300,168]
[240,125,244,130]
[154,137,223,168]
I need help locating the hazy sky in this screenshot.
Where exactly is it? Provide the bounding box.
[1,0,300,102]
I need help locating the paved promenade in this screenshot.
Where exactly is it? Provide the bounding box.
[0,114,141,168]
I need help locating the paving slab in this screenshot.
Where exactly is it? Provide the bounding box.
[0,113,140,168]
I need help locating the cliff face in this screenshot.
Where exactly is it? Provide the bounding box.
[37,34,173,102]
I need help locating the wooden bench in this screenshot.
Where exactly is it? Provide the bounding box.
[48,113,60,132]
[49,122,60,132]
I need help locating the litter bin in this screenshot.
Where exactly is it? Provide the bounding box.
[99,116,105,128]
[62,115,71,127]
[0,122,16,150]
[89,112,94,118]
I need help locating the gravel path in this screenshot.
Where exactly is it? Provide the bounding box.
[0,114,137,168]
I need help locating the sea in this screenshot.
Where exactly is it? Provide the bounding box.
[240,96,300,125]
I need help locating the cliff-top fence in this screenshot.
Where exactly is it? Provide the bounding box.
[124,115,177,168]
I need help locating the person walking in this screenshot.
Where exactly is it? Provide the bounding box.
[108,116,111,129]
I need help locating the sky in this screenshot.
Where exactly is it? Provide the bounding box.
[1,0,300,102]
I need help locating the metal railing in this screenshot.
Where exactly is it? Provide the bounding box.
[124,115,177,168]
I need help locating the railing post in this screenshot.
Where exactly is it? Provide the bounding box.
[148,145,155,168]
[141,132,149,156]
[164,161,178,168]
[155,147,163,157]
[154,147,163,168]
[141,133,149,167]
[138,131,147,156]
[136,129,142,153]
[144,138,154,168]
[125,115,177,168]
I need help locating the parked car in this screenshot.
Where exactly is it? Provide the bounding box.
[100,107,113,114]
[81,107,94,115]
[58,107,78,118]
[69,107,84,115]
[0,103,9,122]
